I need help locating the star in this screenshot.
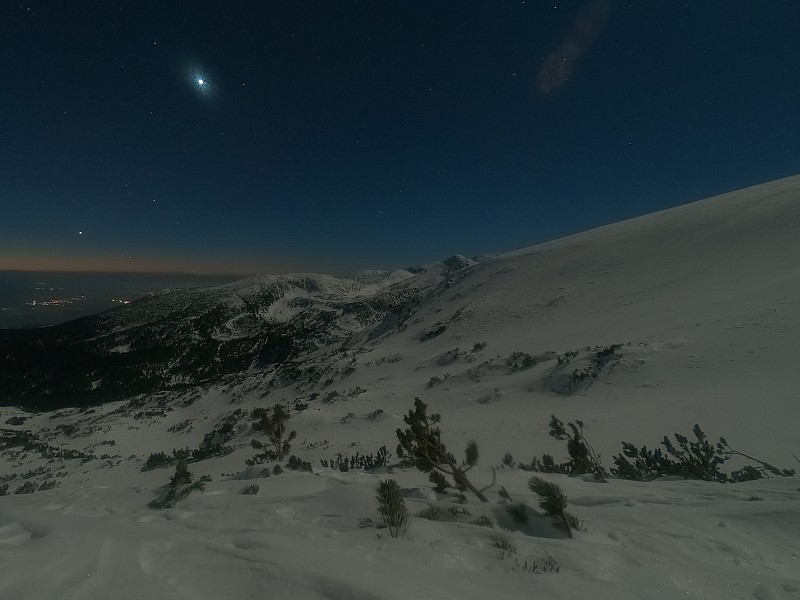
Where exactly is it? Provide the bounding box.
[186,67,213,98]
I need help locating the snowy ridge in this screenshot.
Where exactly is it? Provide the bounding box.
[1,175,799,599]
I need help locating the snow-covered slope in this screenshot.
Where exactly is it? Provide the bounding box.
[1,175,799,599]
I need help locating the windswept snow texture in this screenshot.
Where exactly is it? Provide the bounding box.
[2,175,800,599]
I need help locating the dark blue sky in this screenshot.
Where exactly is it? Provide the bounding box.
[2,1,798,274]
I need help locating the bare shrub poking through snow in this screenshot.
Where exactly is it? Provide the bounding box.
[494,537,517,559]
[396,398,495,502]
[375,478,409,538]
[520,555,561,574]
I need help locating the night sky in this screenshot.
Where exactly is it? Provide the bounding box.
[2,1,798,275]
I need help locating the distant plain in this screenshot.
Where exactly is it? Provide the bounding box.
[0,271,242,329]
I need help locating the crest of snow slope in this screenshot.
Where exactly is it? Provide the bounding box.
[362,174,800,464]
[2,175,800,599]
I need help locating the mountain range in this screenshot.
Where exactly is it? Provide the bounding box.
[1,175,799,600]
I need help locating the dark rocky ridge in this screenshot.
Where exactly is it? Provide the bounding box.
[0,263,472,410]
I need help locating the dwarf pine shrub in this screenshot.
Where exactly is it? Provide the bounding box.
[170,461,192,487]
[426,376,443,389]
[14,481,35,494]
[447,506,471,520]
[376,478,409,538]
[142,451,171,471]
[148,461,208,509]
[396,398,494,502]
[319,445,391,471]
[471,514,494,528]
[429,470,449,493]
[498,486,513,502]
[38,479,59,491]
[612,424,795,482]
[142,446,215,472]
[247,404,297,466]
[414,505,441,521]
[262,404,295,461]
[523,415,606,481]
[286,456,313,472]
[528,476,582,538]
[507,502,529,524]
[506,351,536,373]
[172,447,192,461]
[240,483,260,495]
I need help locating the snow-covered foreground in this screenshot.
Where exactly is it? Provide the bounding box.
[2,175,800,599]
[1,463,798,599]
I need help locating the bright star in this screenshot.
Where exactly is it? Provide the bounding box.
[186,66,214,99]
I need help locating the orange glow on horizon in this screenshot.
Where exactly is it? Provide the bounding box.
[0,251,296,276]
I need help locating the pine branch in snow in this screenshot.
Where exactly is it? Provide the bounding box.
[528,476,582,538]
[396,397,493,502]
